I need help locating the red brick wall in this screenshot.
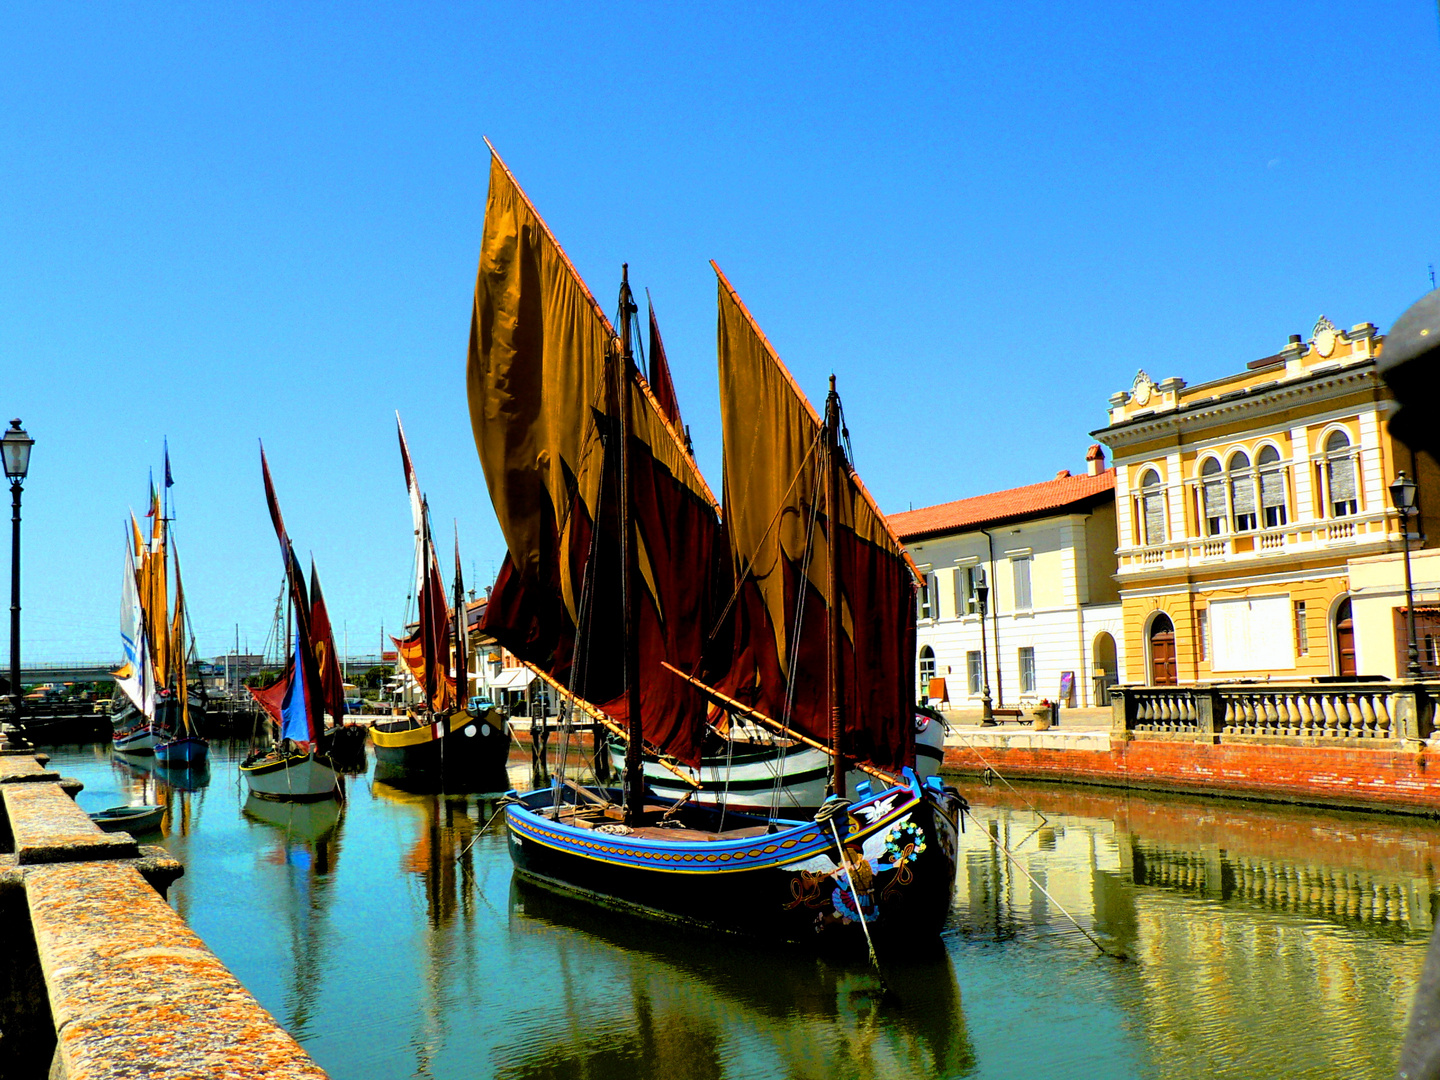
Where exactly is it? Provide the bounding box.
[943,739,1440,815]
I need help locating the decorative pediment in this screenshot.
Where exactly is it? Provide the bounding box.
[1311,315,1339,357]
[1130,370,1155,407]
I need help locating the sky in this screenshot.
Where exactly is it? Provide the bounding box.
[2,2,1438,663]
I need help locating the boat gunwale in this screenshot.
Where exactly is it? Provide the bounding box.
[505,777,925,874]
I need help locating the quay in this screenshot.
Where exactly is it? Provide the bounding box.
[0,736,327,1079]
[938,681,1440,816]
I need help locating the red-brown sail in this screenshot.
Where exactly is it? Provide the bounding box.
[710,264,917,775]
[466,148,726,766]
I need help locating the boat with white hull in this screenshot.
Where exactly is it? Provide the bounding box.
[240,748,340,802]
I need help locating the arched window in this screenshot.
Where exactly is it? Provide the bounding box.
[1139,469,1165,546]
[1325,431,1358,517]
[1258,445,1287,528]
[919,645,936,686]
[1200,457,1225,536]
[1228,451,1257,532]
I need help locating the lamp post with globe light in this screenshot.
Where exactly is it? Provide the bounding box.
[1389,471,1421,679]
[2,420,34,723]
[974,568,994,725]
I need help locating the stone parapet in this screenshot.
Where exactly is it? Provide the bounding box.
[29,861,329,1080]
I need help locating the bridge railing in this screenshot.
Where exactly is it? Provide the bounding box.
[1110,681,1436,743]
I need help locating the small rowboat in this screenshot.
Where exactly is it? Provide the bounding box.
[89,804,165,834]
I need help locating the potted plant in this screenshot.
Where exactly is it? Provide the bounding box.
[1031,698,1055,730]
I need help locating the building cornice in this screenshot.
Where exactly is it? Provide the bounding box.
[1092,362,1381,453]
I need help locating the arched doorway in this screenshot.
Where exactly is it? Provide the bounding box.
[1149,614,1177,686]
[1092,632,1117,705]
[1334,598,1356,676]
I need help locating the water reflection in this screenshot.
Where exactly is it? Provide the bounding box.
[241,793,345,1038]
[110,748,211,839]
[956,785,1435,1078]
[505,880,974,1080]
[42,743,1436,1079]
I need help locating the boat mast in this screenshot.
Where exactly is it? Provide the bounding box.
[420,498,436,715]
[616,265,645,823]
[453,527,468,709]
[825,375,846,796]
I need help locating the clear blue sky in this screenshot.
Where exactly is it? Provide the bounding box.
[2,2,1438,663]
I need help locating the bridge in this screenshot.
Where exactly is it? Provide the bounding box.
[13,662,123,684]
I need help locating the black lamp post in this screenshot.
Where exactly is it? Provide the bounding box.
[975,568,994,726]
[3,419,34,722]
[1390,471,1421,678]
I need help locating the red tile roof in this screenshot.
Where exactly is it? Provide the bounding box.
[889,469,1116,540]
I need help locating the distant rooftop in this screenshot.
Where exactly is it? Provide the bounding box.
[890,465,1115,541]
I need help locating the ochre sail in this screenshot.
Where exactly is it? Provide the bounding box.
[712,264,917,774]
[467,148,726,766]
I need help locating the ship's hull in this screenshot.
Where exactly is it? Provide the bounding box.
[240,750,340,801]
[154,735,209,765]
[369,708,511,792]
[615,714,947,814]
[505,769,962,946]
[112,724,167,755]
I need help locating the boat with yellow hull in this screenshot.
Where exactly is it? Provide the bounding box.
[369,706,510,791]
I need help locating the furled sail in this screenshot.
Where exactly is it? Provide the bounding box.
[467,148,726,766]
[711,264,917,774]
[391,505,454,712]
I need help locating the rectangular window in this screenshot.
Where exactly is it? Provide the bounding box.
[1294,601,1308,656]
[1019,647,1036,693]
[955,567,977,615]
[967,650,982,695]
[1202,479,1226,536]
[1198,606,1208,662]
[918,578,932,620]
[1013,557,1032,611]
[1142,492,1166,546]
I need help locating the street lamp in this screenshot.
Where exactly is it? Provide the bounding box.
[3,419,34,723]
[1390,471,1421,678]
[974,568,994,726]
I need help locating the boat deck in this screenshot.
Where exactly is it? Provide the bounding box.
[543,801,783,843]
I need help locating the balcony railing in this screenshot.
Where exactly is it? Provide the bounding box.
[1111,682,1435,743]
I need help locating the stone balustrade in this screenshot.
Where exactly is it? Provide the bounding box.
[1111,681,1436,743]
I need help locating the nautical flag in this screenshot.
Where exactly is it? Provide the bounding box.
[146,472,157,516]
[164,440,173,488]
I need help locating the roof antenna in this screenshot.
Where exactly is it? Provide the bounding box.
[1430,264,1436,291]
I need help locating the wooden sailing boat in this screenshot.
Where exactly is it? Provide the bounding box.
[369,416,511,791]
[113,455,206,756]
[469,146,964,945]
[240,446,342,802]
[155,543,208,764]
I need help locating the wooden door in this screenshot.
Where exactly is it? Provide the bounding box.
[1335,599,1356,677]
[1149,615,1177,686]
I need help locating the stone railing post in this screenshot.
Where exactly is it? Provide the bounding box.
[1393,685,1434,742]
[1110,685,1133,736]
[1194,686,1220,741]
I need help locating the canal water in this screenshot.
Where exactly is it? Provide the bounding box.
[45,741,1431,1079]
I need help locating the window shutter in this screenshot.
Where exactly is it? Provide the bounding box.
[1330,457,1356,503]
[1202,480,1225,519]
[1231,476,1256,515]
[1260,468,1285,508]
[1143,494,1165,545]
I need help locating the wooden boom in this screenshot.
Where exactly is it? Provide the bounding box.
[523,663,701,789]
[660,662,898,787]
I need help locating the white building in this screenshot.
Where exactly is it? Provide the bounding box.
[889,447,1124,711]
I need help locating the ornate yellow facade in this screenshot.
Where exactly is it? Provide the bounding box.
[1094,317,1440,685]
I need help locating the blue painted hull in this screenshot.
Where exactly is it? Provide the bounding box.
[505,770,963,946]
[155,736,209,765]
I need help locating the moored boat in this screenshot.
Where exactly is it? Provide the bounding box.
[469,146,966,946]
[367,417,511,791]
[240,447,343,803]
[90,804,165,834]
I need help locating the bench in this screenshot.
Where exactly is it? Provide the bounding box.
[987,708,1025,724]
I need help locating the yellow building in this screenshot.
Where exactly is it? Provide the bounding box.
[1093,316,1440,686]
